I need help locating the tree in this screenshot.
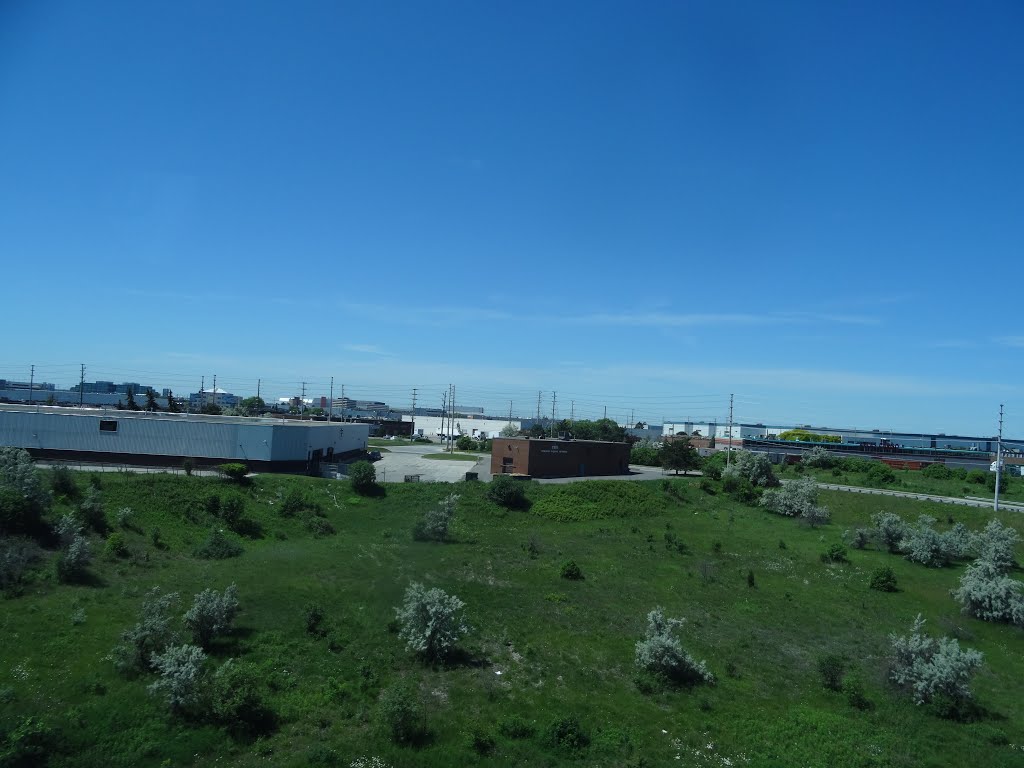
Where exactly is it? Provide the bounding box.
[201,402,223,415]
[217,463,249,483]
[872,512,908,553]
[183,584,239,648]
[802,446,836,469]
[456,435,474,451]
[727,451,779,487]
[499,423,519,438]
[395,582,469,662]
[760,477,828,524]
[145,388,159,412]
[888,614,983,707]
[111,587,181,674]
[239,396,265,416]
[570,418,625,442]
[634,608,714,686]
[487,475,527,509]
[349,461,377,495]
[972,519,1020,572]
[125,387,140,411]
[661,438,700,475]
[166,389,181,413]
[0,448,50,536]
[951,559,1024,625]
[147,644,207,713]
[527,424,546,438]
[413,494,458,542]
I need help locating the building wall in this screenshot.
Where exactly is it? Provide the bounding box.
[412,415,520,439]
[490,438,630,478]
[0,405,368,471]
[0,388,170,409]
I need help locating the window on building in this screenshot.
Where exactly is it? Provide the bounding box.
[99,420,118,432]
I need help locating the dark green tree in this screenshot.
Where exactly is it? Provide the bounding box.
[125,387,140,411]
[661,438,700,475]
[145,388,159,411]
[166,390,181,413]
[571,418,626,442]
[239,396,265,416]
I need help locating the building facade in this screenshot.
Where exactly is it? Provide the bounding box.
[490,437,630,478]
[0,404,368,473]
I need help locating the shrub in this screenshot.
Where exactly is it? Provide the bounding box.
[487,475,527,509]
[182,458,195,476]
[903,515,948,567]
[560,560,584,581]
[305,516,335,537]
[413,493,458,542]
[870,567,898,593]
[951,559,1024,625]
[395,582,469,662]
[746,570,756,588]
[845,528,872,549]
[455,435,474,451]
[888,614,983,706]
[183,584,239,648]
[349,461,377,495]
[872,511,908,553]
[147,644,207,714]
[51,464,78,498]
[844,674,872,710]
[922,463,953,480]
[630,440,662,466]
[817,654,846,691]
[110,587,181,675]
[546,716,590,752]
[0,716,55,767]
[77,486,107,534]
[728,451,779,487]
[104,531,129,559]
[150,526,163,549]
[699,478,716,495]
[634,607,714,687]
[194,529,244,559]
[966,469,987,485]
[220,495,245,529]
[210,659,275,735]
[820,543,848,564]
[376,683,426,745]
[0,537,41,593]
[55,514,92,583]
[498,714,536,739]
[217,463,249,482]
[279,487,305,517]
[115,506,136,530]
[760,477,828,525]
[939,522,973,561]
[972,519,1020,572]
[466,724,496,755]
[866,462,897,486]
[802,446,836,469]
[0,448,51,536]
[304,603,326,636]
[205,494,221,518]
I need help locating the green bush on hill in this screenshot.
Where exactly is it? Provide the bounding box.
[531,481,669,521]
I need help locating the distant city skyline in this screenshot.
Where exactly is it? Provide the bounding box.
[1,2,1020,437]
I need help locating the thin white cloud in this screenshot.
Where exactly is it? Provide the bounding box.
[564,311,879,328]
[342,344,394,357]
[995,336,1024,348]
[927,339,978,349]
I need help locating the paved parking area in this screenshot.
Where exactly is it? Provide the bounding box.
[372,445,488,483]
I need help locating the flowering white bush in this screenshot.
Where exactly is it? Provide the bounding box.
[148,644,207,712]
[55,514,91,583]
[951,559,1024,626]
[872,512,908,553]
[888,614,983,705]
[634,608,714,686]
[972,519,1020,572]
[903,516,947,567]
[727,451,778,488]
[111,587,181,674]
[759,477,829,525]
[395,582,469,661]
[414,494,458,542]
[801,446,836,468]
[184,584,239,648]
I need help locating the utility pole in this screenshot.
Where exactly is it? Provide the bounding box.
[536,391,542,421]
[570,400,575,425]
[604,405,607,420]
[508,400,513,422]
[79,364,85,407]
[449,384,456,453]
[257,378,261,404]
[28,365,34,405]
[550,391,557,437]
[200,376,205,413]
[727,393,734,466]
[300,381,307,420]
[441,389,448,444]
[995,404,1004,512]
[212,375,217,412]
[411,387,417,435]
[329,377,334,421]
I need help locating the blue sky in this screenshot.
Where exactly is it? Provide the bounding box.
[1,1,1021,434]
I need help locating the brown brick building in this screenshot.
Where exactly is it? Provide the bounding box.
[490,437,631,478]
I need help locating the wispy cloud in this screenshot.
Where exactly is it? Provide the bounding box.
[342,344,394,357]
[995,336,1024,348]
[927,339,978,349]
[563,311,879,328]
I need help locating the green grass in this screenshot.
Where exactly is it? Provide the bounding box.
[369,438,430,447]
[2,471,1023,767]
[422,453,480,462]
[778,463,1024,504]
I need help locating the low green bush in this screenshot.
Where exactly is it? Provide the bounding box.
[487,475,528,509]
[532,482,666,521]
[194,529,244,560]
[349,461,377,495]
[870,566,898,592]
[560,560,584,580]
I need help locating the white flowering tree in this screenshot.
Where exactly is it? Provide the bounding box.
[148,644,207,713]
[184,584,239,648]
[634,608,714,686]
[888,614,983,706]
[395,582,469,662]
[951,559,1024,626]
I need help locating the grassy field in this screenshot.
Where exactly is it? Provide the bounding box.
[2,470,1023,767]
[776,462,1024,504]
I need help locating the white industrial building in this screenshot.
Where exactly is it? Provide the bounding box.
[0,404,368,473]
[408,414,519,440]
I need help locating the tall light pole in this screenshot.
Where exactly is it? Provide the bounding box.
[994,404,1004,512]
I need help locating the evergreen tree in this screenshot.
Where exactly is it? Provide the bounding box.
[145,388,160,411]
[125,387,140,411]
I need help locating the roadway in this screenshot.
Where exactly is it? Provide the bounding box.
[812,481,1024,512]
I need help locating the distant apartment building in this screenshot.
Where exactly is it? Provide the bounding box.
[0,379,55,391]
[189,388,241,410]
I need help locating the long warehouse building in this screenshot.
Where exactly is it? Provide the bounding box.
[0,404,369,473]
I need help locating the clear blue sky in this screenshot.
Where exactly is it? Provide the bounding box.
[1,1,1021,435]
